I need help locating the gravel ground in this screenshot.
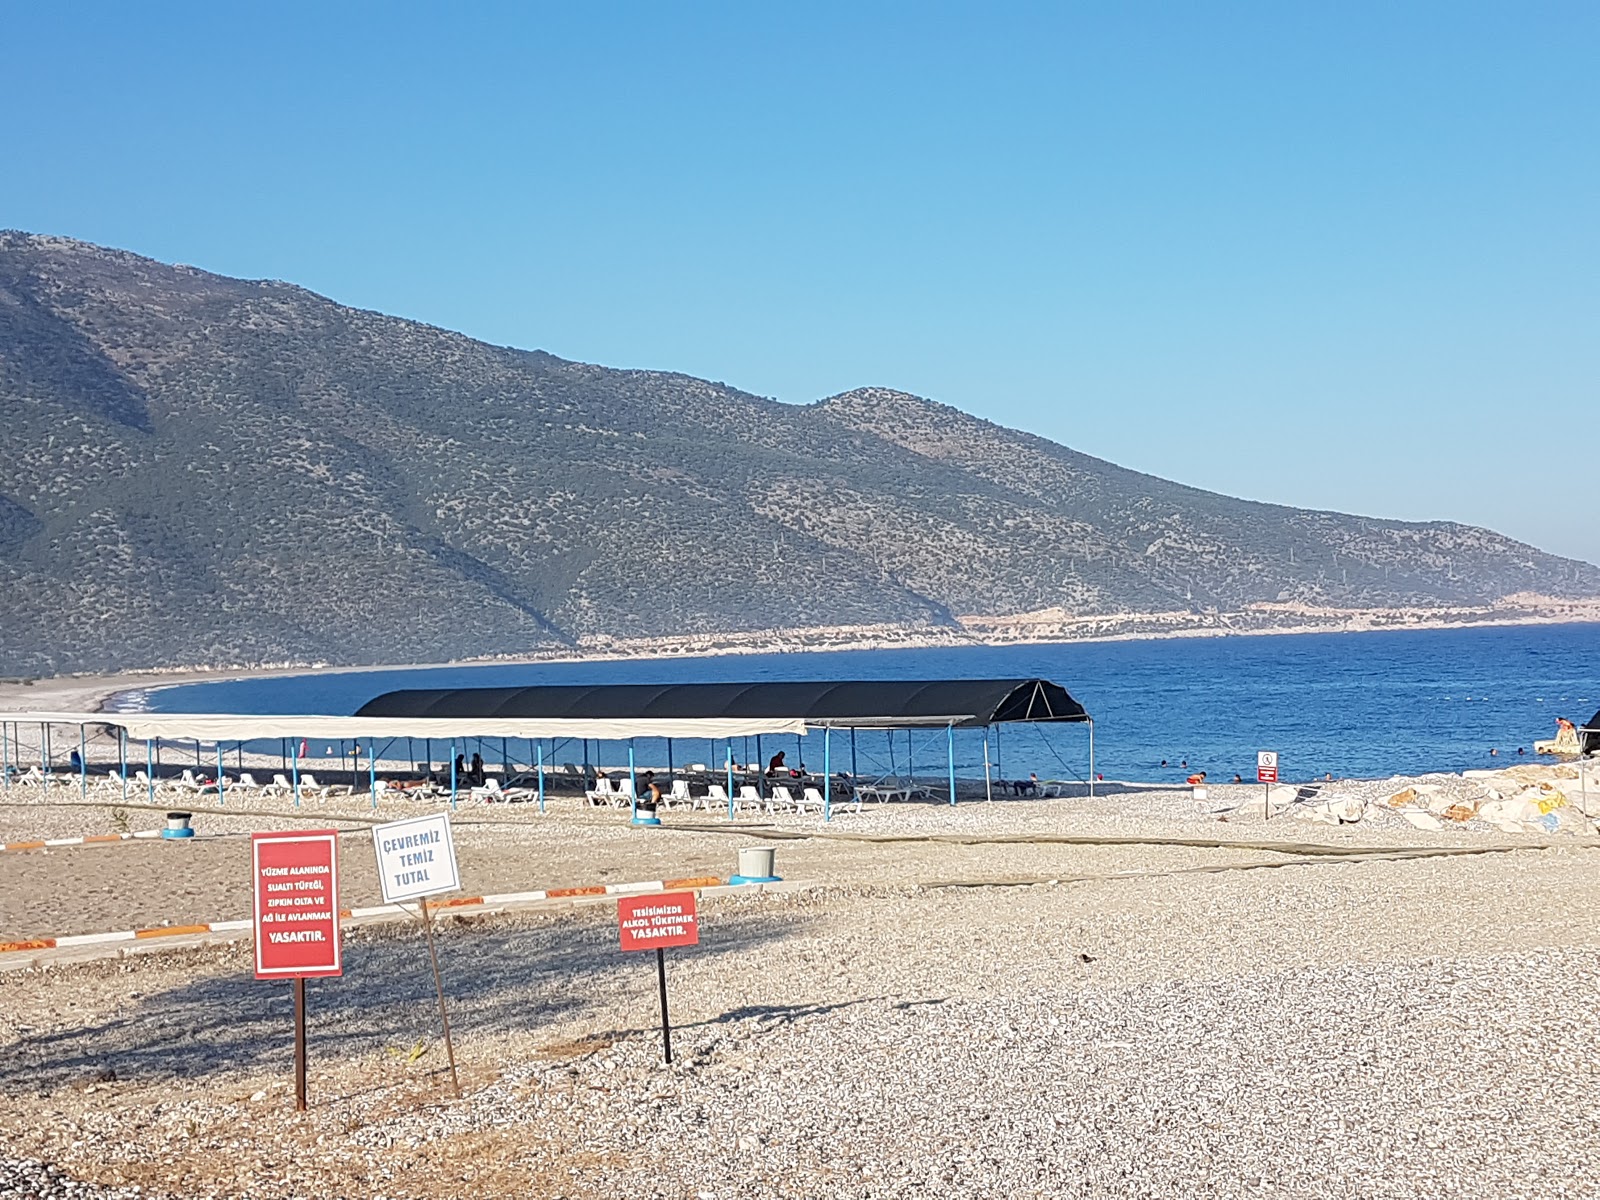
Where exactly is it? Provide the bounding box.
[4,839,1600,1198]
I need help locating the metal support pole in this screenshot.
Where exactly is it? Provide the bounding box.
[502,737,510,782]
[629,740,638,821]
[449,740,458,811]
[292,738,301,809]
[994,723,1002,780]
[755,735,763,798]
[1088,719,1096,798]
[293,977,307,1112]
[726,745,736,820]
[947,723,957,806]
[369,743,377,809]
[666,737,673,778]
[823,726,832,821]
[1,722,9,791]
[851,727,858,779]
[418,897,461,1096]
[120,729,128,802]
[146,740,154,805]
[983,727,993,802]
[536,740,546,814]
[656,947,673,1064]
[217,742,226,805]
[79,725,88,797]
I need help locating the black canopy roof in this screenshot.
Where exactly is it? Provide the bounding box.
[356,678,1088,729]
[1583,707,1600,756]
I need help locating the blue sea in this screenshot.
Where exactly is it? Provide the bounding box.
[113,624,1600,785]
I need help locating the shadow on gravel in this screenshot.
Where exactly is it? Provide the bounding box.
[1,907,798,1094]
[686,996,882,1030]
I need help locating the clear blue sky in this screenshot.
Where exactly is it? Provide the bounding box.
[5,2,1596,565]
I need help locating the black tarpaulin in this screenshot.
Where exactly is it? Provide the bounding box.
[1583,708,1600,756]
[355,678,1089,729]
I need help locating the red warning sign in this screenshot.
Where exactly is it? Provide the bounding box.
[618,891,700,952]
[253,830,343,978]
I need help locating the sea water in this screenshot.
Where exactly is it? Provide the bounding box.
[112,623,1600,784]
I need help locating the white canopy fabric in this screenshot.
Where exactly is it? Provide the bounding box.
[2,712,809,742]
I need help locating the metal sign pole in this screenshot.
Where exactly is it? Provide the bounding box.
[418,896,461,1096]
[293,977,308,1111]
[656,946,673,1064]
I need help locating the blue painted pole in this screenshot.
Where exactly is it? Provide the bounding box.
[947,723,957,806]
[369,741,377,808]
[536,740,546,814]
[146,740,154,805]
[292,738,301,809]
[503,737,510,781]
[79,725,87,797]
[450,739,458,811]
[726,743,736,820]
[851,727,857,779]
[755,735,763,799]
[824,726,832,822]
[217,741,226,805]
[629,740,638,821]
[120,729,128,802]
[1,722,9,791]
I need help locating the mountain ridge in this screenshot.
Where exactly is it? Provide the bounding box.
[2,230,1596,676]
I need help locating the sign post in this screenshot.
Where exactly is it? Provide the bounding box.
[252,830,342,1111]
[372,812,463,1095]
[1257,751,1279,819]
[619,891,700,1064]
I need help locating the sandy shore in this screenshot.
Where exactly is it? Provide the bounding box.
[3,766,1600,1197]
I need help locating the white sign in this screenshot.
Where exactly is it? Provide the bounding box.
[371,813,460,904]
[1257,751,1278,770]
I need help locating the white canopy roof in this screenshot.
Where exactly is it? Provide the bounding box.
[2,712,809,742]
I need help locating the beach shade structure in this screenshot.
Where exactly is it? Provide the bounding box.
[4,678,1092,822]
[353,678,1094,816]
[352,678,1086,729]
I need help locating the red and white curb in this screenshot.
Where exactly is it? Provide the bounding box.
[0,875,744,965]
[0,830,240,852]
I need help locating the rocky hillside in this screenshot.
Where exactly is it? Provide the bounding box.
[2,232,1596,675]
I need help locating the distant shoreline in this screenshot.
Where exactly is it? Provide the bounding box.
[3,600,1597,719]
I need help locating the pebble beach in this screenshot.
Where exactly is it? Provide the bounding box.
[3,755,1599,1199]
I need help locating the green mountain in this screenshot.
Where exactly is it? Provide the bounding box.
[2,231,1596,676]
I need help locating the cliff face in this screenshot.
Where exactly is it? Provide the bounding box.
[2,232,1596,675]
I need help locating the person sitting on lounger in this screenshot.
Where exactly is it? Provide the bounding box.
[638,780,662,817]
[766,751,786,777]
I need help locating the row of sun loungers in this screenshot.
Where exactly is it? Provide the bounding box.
[10,764,922,816]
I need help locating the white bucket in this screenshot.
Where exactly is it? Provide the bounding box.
[737,846,776,879]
